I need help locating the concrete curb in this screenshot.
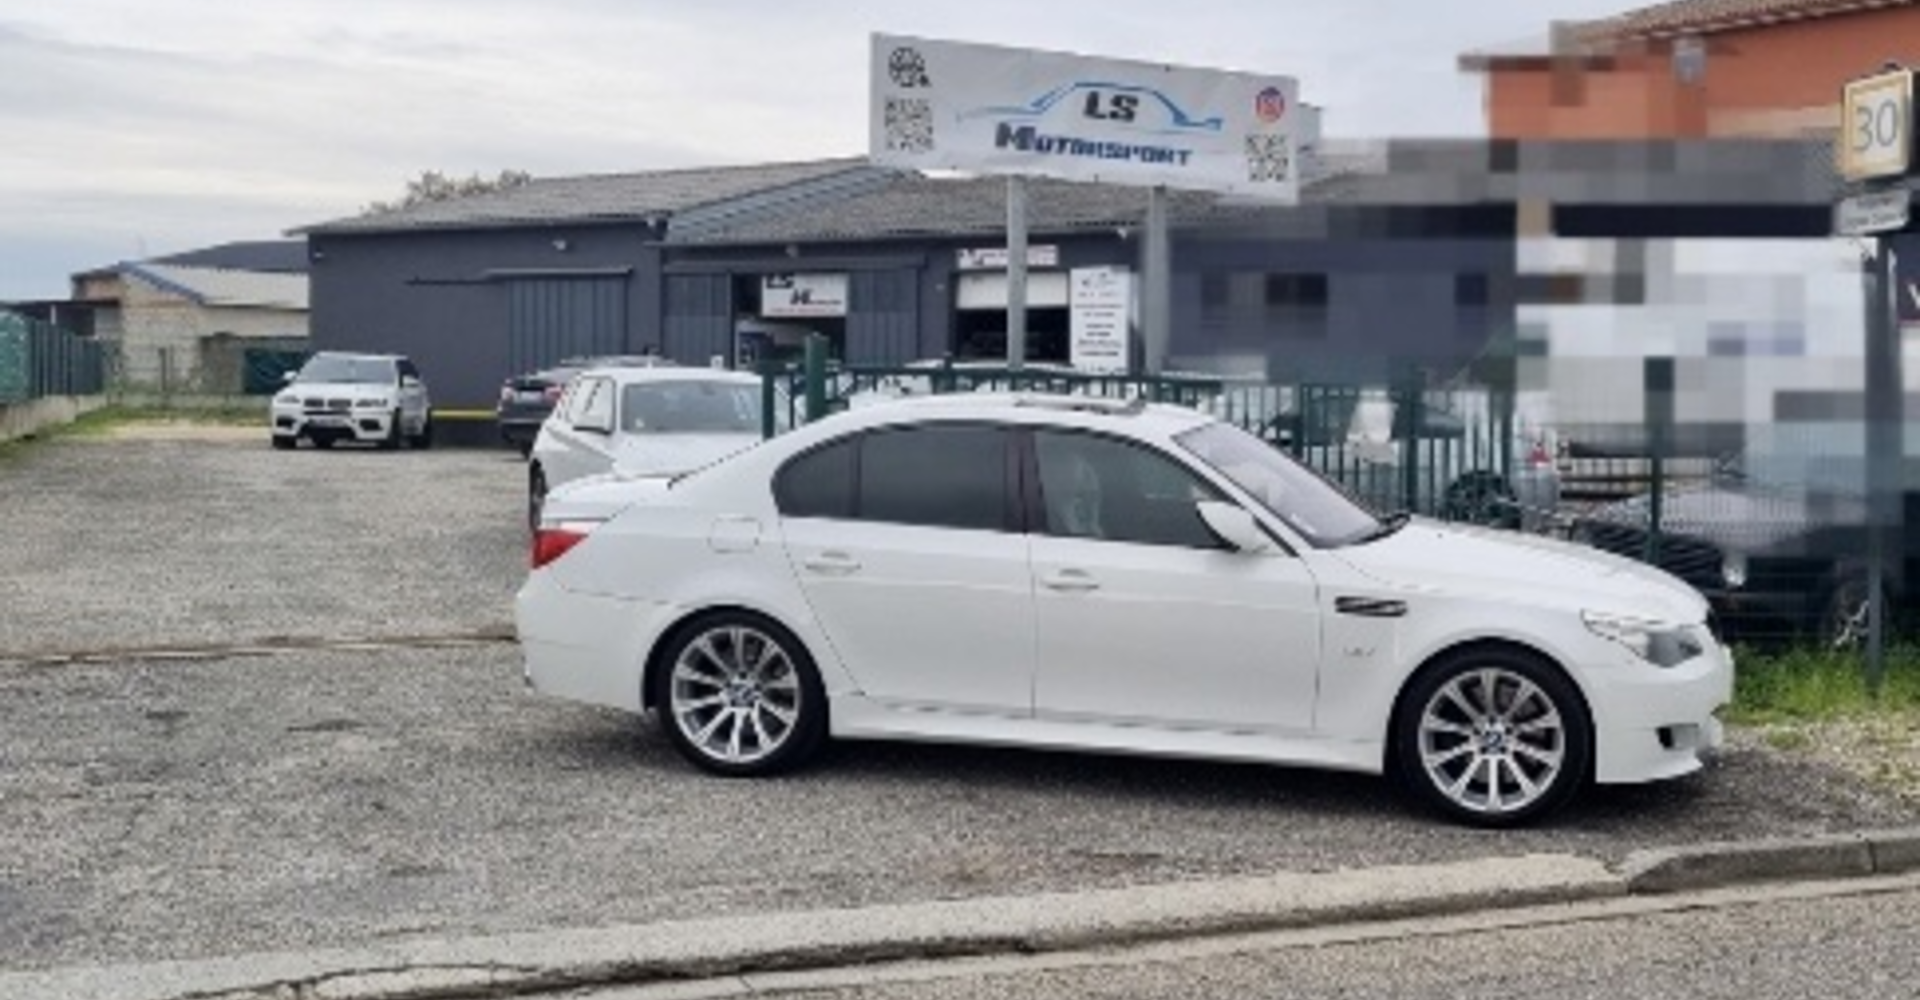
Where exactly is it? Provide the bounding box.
[6,830,1920,1000]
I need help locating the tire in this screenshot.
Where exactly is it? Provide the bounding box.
[410,413,434,450]
[516,440,533,460]
[1817,571,1890,651]
[380,409,404,451]
[1391,646,1591,828]
[653,611,828,778]
[528,466,547,533]
[1441,471,1520,530]
[271,435,293,451]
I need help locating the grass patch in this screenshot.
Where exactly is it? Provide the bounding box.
[0,404,264,461]
[1728,644,1920,725]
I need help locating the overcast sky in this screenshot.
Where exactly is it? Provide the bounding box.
[0,0,1634,300]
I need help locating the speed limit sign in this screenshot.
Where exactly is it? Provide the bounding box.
[1841,68,1915,181]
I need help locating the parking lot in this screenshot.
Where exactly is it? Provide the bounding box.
[2,424,1916,974]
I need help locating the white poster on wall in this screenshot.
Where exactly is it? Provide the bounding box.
[1070,266,1133,372]
[869,33,1301,201]
[761,273,849,318]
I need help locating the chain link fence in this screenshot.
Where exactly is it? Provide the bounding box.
[0,309,106,404]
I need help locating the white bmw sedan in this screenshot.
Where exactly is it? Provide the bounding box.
[515,393,1732,827]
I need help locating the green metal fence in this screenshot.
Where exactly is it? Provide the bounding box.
[0,310,105,405]
[756,341,1536,531]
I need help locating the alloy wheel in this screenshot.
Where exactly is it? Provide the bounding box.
[1415,666,1567,817]
[668,625,804,767]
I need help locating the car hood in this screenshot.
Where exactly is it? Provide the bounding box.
[608,433,761,476]
[1581,486,1868,552]
[1331,518,1707,624]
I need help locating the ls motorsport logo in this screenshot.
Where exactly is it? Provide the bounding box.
[980,80,1286,169]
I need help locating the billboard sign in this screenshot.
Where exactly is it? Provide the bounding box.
[761,273,849,318]
[870,34,1301,201]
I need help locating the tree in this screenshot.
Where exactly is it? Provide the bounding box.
[361,169,533,215]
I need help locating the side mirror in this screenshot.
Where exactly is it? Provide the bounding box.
[282,371,298,384]
[401,375,421,388]
[1196,501,1275,554]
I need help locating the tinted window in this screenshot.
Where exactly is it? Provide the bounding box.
[857,424,1009,532]
[1034,431,1226,549]
[775,438,856,520]
[397,359,421,380]
[294,355,395,385]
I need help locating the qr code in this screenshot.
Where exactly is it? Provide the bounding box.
[884,97,934,153]
[1245,134,1292,184]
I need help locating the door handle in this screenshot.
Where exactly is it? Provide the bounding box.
[802,552,861,575]
[1041,569,1100,593]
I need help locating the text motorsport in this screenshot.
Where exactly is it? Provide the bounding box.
[993,123,1196,167]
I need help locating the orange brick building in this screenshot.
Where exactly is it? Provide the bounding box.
[1461,0,1920,139]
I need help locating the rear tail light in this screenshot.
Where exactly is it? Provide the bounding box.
[544,384,565,403]
[1527,440,1553,467]
[531,520,601,569]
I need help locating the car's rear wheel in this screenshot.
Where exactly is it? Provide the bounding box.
[1392,647,1590,828]
[655,613,827,778]
[271,435,293,451]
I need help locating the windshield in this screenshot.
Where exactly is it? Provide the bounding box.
[622,380,760,434]
[1173,421,1387,548]
[295,355,395,385]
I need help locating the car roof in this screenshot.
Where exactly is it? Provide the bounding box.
[805,391,1217,438]
[311,351,402,362]
[578,365,762,384]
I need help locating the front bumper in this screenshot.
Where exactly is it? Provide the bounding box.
[1584,639,1735,785]
[272,406,396,442]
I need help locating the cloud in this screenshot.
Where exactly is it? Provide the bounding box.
[0,0,1631,300]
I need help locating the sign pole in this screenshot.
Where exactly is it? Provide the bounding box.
[1142,184,1172,375]
[1007,175,1028,372]
[1836,62,1915,691]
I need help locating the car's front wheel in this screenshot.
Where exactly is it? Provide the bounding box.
[1392,647,1591,828]
[655,613,827,778]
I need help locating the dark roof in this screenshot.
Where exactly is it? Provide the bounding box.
[297,157,875,236]
[664,138,1843,247]
[665,172,1227,245]
[151,240,309,273]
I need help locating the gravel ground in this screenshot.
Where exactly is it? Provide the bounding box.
[0,426,525,656]
[2,642,1915,973]
[1,428,1916,974]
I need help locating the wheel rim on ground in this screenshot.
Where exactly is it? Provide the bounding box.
[1416,666,1566,816]
[669,625,803,766]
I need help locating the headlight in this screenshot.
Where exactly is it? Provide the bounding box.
[1582,610,1706,668]
[273,393,296,405]
[1722,552,1748,589]
[354,398,391,409]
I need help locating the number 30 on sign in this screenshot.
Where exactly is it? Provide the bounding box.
[1842,69,1914,182]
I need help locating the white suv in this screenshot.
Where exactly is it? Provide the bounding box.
[271,351,434,450]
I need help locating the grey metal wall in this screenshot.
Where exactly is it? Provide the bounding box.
[845,269,919,364]
[663,274,734,364]
[505,277,628,376]
[308,223,660,408]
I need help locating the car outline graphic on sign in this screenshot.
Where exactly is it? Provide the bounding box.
[959,80,1227,136]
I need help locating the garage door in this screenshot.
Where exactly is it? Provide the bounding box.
[506,277,628,375]
[955,271,1069,310]
[665,274,734,366]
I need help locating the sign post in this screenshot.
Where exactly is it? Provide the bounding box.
[869,34,1300,373]
[1836,65,1917,695]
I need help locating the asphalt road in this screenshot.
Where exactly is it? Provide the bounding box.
[687,878,1920,1000]
[1,429,1916,974]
